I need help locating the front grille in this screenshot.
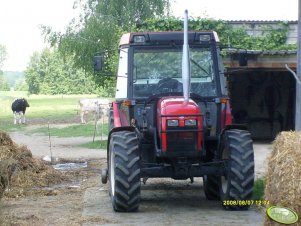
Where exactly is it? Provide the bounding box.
[166,130,198,155]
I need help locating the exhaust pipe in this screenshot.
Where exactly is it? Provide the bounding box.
[182,10,191,103]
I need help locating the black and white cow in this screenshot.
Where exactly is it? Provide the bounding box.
[11,98,30,124]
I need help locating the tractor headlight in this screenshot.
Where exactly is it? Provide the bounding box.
[167,119,179,127]
[185,119,197,126]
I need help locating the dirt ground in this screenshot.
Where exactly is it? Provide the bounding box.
[0,122,272,226]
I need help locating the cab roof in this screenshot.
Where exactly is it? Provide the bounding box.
[119,31,219,47]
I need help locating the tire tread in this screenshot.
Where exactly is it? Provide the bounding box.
[222,129,254,210]
[110,131,141,212]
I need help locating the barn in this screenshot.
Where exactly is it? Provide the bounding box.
[222,20,298,140]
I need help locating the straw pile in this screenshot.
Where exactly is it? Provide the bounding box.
[0,131,64,199]
[265,131,301,226]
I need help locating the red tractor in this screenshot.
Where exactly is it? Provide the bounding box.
[95,11,254,212]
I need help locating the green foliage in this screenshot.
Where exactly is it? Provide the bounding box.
[0,124,27,132]
[0,73,10,91]
[42,16,122,92]
[78,140,107,149]
[253,177,265,200]
[41,3,295,97]
[42,0,171,92]
[14,79,28,91]
[25,48,97,95]
[96,78,116,97]
[94,0,170,30]
[136,18,296,51]
[24,52,41,94]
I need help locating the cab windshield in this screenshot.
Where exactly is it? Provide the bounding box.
[133,47,217,98]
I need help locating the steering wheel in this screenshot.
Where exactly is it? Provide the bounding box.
[153,78,181,95]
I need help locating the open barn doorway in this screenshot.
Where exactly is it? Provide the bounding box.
[227,71,295,140]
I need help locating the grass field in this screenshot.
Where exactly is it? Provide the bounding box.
[0,91,112,136]
[78,140,107,149]
[0,91,110,149]
[0,123,28,132]
[0,91,99,121]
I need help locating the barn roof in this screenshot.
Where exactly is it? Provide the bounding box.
[224,20,298,24]
[224,49,297,56]
[223,49,297,72]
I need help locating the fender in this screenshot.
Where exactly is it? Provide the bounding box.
[112,102,122,127]
[107,101,135,160]
[217,124,249,158]
[106,126,136,161]
[220,99,233,129]
[107,126,136,147]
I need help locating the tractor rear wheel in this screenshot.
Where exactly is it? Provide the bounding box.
[203,175,220,200]
[220,129,254,210]
[108,131,141,212]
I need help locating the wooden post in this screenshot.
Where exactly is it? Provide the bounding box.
[296,0,301,131]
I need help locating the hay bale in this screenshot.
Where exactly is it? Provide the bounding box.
[0,131,65,198]
[265,131,301,226]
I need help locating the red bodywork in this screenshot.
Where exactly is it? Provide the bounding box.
[112,102,122,127]
[221,100,233,129]
[157,97,202,152]
[112,101,129,127]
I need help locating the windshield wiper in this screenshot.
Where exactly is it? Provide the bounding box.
[170,43,211,77]
[190,58,210,76]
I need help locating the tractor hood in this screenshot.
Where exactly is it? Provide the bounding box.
[158,97,200,116]
[157,96,202,153]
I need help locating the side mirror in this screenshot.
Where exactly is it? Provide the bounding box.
[94,55,103,72]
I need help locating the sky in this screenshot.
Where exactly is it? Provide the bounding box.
[0,0,299,72]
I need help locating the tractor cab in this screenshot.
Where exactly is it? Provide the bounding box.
[116,31,226,100]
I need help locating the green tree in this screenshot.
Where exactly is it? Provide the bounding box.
[0,73,10,91]
[25,52,42,94]
[94,0,171,29]
[42,0,171,88]
[25,48,98,95]
[14,79,28,91]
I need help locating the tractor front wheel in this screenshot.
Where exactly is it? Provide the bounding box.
[220,129,254,210]
[109,131,141,212]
